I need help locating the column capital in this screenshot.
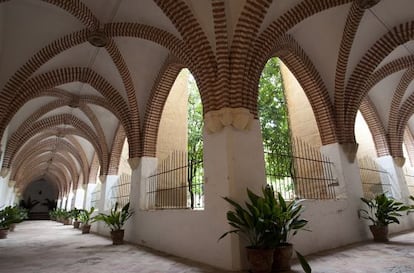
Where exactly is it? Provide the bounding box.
[128,157,141,170]
[204,107,253,134]
[8,180,16,187]
[0,167,10,178]
[341,142,359,163]
[393,156,405,167]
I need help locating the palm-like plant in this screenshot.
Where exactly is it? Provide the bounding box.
[78,207,95,225]
[359,193,410,227]
[93,202,133,231]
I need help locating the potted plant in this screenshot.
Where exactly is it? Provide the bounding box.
[0,207,13,239]
[6,206,28,231]
[219,188,276,273]
[358,192,410,242]
[79,207,95,234]
[60,210,72,225]
[93,202,133,245]
[219,186,311,273]
[70,208,82,228]
[265,187,310,273]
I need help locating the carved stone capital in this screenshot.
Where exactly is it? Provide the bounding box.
[341,142,359,163]
[128,157,141,170]
[393,156,405,167]
[357,0,381,9]
[0,167,10,178]
[204,107,253,134]
[99,175,106,183]
[8,180,16,187]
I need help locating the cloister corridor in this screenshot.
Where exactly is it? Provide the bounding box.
[1,221,414,273]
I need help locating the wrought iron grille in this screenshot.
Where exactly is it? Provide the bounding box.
[90,187,101,209]
[147,151,204,210]
[265,138,337,200]
[403,167,414,196]
[358,157,392,198]
[110,173,131,208]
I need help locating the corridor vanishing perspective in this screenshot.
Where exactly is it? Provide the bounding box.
[2,221,414,273]
[2,0,414,272]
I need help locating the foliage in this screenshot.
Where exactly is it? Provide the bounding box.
[258,58,292,176]
[220,186,311,272]
[93,202,133,231]
[70,208,83,221]
[19,197,39,212]
[219,188,274,248]
[186,71,204,203]
[78,207,95,225]
[358,193,410,227]
[42,198,57,211]
[0,206,28,228]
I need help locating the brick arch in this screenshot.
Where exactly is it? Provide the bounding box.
[248,0,352,108]
[108,124,126,175]
[18,164,70,195]
[19,173,64,197]
[88,153,100,184]
[359,97,390,157]
[388,68,414,149]
[104,39,140,156]
[227,0,272,110]
[404,128,414,167]
[10,134,89,183]
[41,0,99,30]
[343,21,414,143]
[249,35,337,145]
[362,56,414,95]
[34,88,120,118]
[149,1,217,111]
[334,1,365,130]
[0,67,130,156]
[142,60,184,156]
[391,93,414,157]
[14,151,77,183]
[14,152,79,190]
[3,114,105,172]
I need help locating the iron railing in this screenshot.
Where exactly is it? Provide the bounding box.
[358,157,392,198]
[403,167,414,196]
[265,138,337,200]
[110,173,131,208]
[147,151,204,210]
[90,188,101,209]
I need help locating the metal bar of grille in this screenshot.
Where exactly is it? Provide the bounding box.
[147,151,204,210]
[266,138,337,200]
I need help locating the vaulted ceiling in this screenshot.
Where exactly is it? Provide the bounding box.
[1,0,414,195]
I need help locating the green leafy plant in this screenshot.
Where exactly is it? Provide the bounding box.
[358,193,410,227]
[219,186,311,273]
[93,202,133,231]
[70,208,83,221]
[219,188,273,248]
[78,207,95,225]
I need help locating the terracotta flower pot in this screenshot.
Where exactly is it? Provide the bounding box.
[0,228,9,239]
[9,223,16,232]
[111,229,125,245]
[370,225,389,242]
[73,221,80,229]
[272,244,293,272]
[246,247,274,273]
[82,224,91,234]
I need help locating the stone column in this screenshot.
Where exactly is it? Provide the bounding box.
[73,187,85,209]
[375,156,410,201]
[57,198,62,209]
[66,191,74,210]
[202,108,266,270]
[124,157,157,243]
[83,183,97,210]
[97,175,119,212]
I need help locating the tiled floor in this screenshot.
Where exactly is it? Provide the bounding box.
[1,221,414,273]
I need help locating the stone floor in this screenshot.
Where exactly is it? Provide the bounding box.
[1,221,414,273]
